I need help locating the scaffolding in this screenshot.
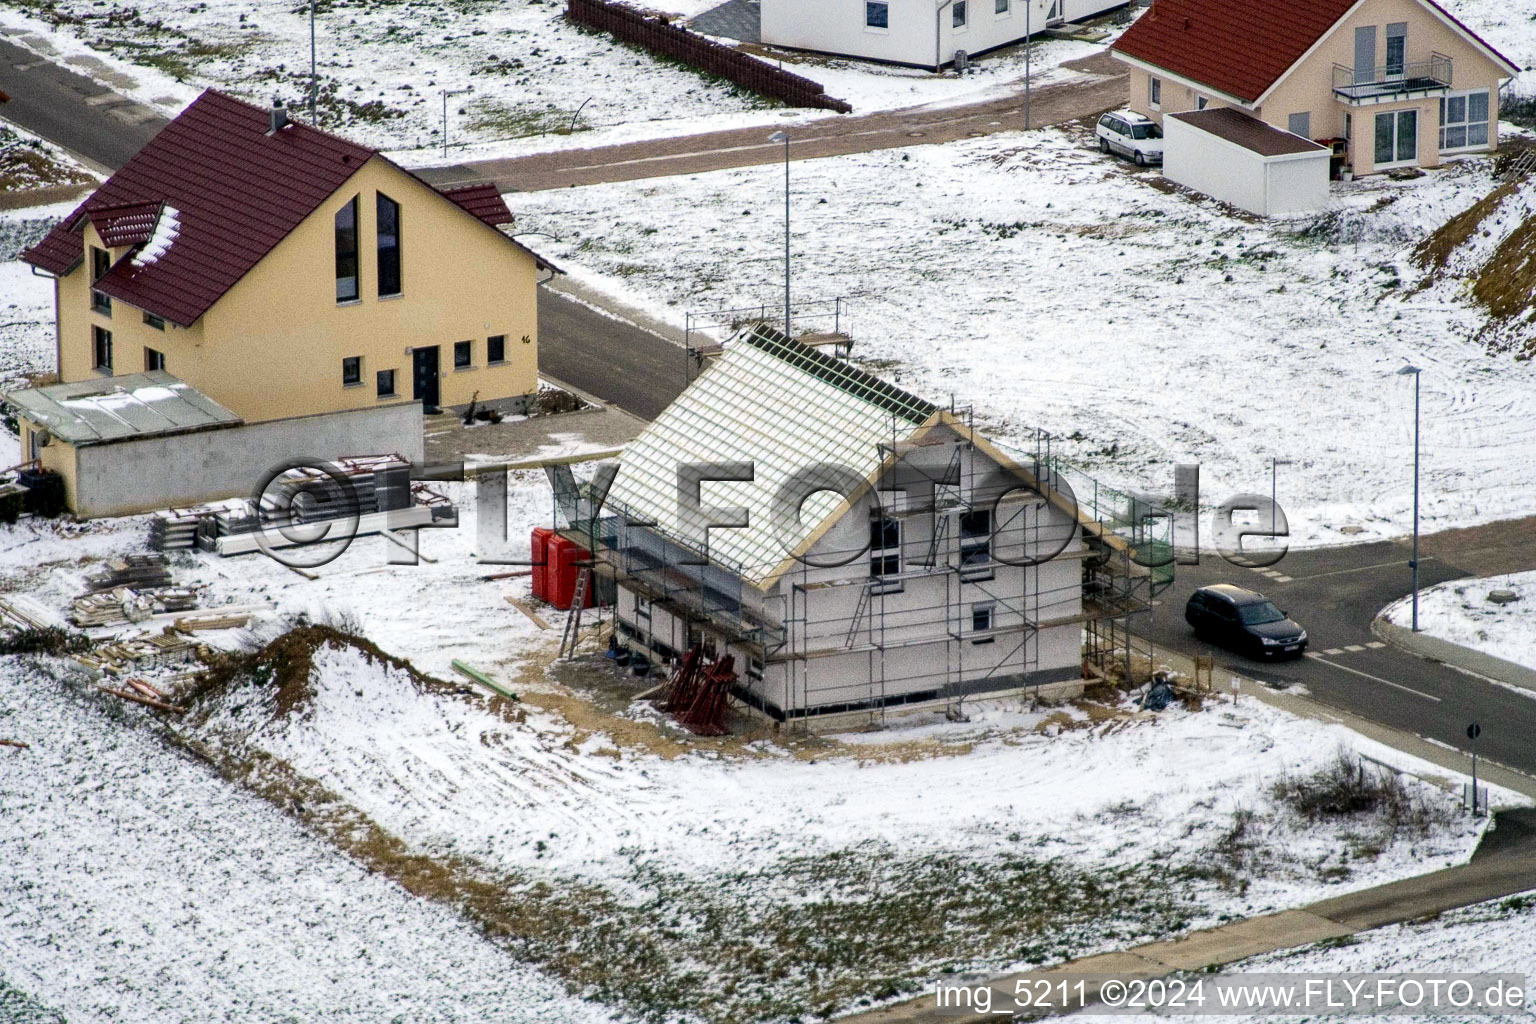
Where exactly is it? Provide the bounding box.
[544,402,1176,728]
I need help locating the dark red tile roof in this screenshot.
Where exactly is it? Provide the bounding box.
[1112,0,1357,102]
[23,91,373,326]
[1169,107,1328,155]
[439,183,515,227]
[88,201,164,248]
[21,90,556,326]
[1113,0,1518,103]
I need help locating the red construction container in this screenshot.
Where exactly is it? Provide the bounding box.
[550,535,595,611]
[530,527,555,603]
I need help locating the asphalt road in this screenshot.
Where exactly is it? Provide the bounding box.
[1138,528,1536,777]
[536,288,686,421]
[0,36,166,171]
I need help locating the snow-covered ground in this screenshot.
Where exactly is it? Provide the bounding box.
[1385,571,1536,672]
[0,0,1115,157]
[507,127,1536,548]
[0,464,1516,1020]
[1108,891,1536,1023]
[0,659,615,1023]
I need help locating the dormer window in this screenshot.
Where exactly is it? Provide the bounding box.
[335,196,359,303]
[90,247,112,315]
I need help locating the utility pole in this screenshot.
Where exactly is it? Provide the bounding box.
[443,87,470,159]
[1270,457,1292,538]
[1398,365,1422,630]
[768,130,791,340]
[309,0,317,121]
[1024,0,1031,129]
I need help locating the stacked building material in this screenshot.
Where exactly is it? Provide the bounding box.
[661,648,737,736]
[74,631,206,677]
[83,554,173,592]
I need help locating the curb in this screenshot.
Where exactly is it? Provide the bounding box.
[1373,616,1536,696]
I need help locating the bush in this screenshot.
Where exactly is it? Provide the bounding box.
[1265,752,1419,822]
[0,626,93,656]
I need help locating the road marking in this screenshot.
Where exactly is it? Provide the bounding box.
[84,91,122,106]
[1281,558,1438,583]
[1325,647,1344,655]
[13,59,48,71]
[1273,575,1293,583]
[1366,641,1387,649]
[1308,655,1442,702]
[1344,644,1366,652]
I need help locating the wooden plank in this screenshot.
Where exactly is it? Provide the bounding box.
[97,685,186,715]
[0,738,29,749]
[480,569,534,581]
[451,659,519,701]
[504,596,551,630]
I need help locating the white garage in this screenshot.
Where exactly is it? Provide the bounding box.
[1163,107,1330,218]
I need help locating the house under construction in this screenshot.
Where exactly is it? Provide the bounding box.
[554,324,1173,725]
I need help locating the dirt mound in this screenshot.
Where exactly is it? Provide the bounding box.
[1412,174,1536,355]
[193,624,447,717]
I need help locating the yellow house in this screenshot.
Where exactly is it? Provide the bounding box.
[1111,0,1519,176]
[22,89,555,425]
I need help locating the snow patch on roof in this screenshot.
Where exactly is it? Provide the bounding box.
[131,205,181,267]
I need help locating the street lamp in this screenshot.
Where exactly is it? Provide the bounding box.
[1398,364,1422,631]
[308,0,317,122]
[442,87,471,159]
[767,130,791,342]
[1269,457,1292,538]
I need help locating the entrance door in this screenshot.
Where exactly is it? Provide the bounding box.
[412,345,441,412]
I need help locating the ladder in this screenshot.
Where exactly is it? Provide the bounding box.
[559,567,591,659]
[845,581,872,649]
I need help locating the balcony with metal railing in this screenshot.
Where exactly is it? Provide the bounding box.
[1333,54,1452,104]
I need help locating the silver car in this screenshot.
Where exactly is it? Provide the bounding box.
[1096,110,1164,166]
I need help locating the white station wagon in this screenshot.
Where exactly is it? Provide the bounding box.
[1096,110,1164,166]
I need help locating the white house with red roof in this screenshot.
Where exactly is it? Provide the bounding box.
[1111,0,1519,176]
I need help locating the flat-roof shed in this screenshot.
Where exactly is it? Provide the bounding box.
[1163,107,1330,217]
[7,370,243,446]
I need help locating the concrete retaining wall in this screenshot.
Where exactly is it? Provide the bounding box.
[70,402,424,518]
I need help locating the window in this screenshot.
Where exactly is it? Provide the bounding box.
[142,311,165,330]
[959,508,994,580]
[995,0,1009,13]
[1374,108,1417,166]
[1440,89,1490,151]
[1287,112,1311,139]
[952,0,967,27]
[634,596,651,624]
[92,326,112,371]
[1196,96,1209,110]
[865,0,888,28]
[1385,23,1406,77]
[90,247,112,315]
[342,356,362,386]
[143,347,164,372]
[1149,76,1161,109]
[454,339,472,368]
[335,196,359,303]
[376,368,396,397]
[376,192,402,298]
[487,334,507,364]
[869,513,902,594]
[971,603,995,644]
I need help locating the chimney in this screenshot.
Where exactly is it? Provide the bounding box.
[269,96,288,135]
